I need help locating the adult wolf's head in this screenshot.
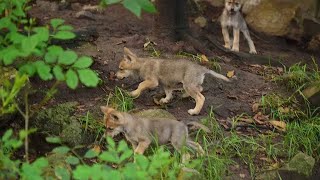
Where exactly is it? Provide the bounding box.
[225,0,242,14]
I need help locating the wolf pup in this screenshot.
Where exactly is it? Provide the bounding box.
[100,106,205,155]
[220,0,257,54]
[116,47,230,115]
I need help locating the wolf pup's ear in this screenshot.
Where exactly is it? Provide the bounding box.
[100,106,108,113]
[123,47,137,62]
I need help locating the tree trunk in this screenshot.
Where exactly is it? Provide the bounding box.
[153,0,188,40]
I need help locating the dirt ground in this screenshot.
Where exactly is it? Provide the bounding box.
[23,1,320,179]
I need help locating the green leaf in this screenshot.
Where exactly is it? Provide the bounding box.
[117,140,129,152]
[53,65,65,81]
[19,130,28,140]
[135,155,149,171]
[84,149,98,159]
[53,31,76,40]
[21,157,49,180]
[58,50,77,65]
[34,61,53,81]
[21,36,39,54]
[8,32,26,44]
[137,0,156,13]
[66,156,80,165]
[46,136,62,144]
[119,149,133,163]
[66,69,78,89]
[106,136,116,148]
[77,69,99,87]
[55,167,70,180]
[19,63,36,76]
[57,25,73,31]
[45,45,63,63]
[2,129,13,142]
[104,0,122,5]
[72,56,93,69]
[51,19,65,29]
[3,47,20,65]
[99,151,119,164]
[122,0,141,17]
[52,146,70,154]
[33,27,49,42]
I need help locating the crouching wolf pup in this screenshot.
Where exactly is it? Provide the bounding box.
[220,0,257,54]
[100,106,205,155]
[116,47,230,115]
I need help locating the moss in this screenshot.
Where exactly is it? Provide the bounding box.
[34,102,78,135]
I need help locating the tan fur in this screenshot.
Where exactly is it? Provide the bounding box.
[100,106,205,155]
[220,0,257,54]
[116,47,230,115]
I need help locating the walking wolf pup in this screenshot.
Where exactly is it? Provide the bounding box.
[116,47,230,115]
[220,0,257,54]
[100,106,205,155]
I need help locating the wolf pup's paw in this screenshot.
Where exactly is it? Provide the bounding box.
[224,44,231,49]
[249,49,257,54]
[231,47,239,52]
[159,98,169,104]
[129,90,140,97]
[188,109,200,115]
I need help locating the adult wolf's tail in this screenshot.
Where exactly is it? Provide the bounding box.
[207,70,230,82]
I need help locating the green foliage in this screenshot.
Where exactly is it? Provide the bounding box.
[0,71,29,115]
[1,131,200,180]
[0,0,99,90]
[101,0,157,17]
[0,129,47,179]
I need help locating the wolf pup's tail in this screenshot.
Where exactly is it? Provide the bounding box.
[187,140,205,155]
[207,70,230,82]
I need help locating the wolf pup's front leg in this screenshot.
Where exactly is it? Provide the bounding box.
[232,28,240,52]
[130,79,159,97]
[222,26,231,49]
[242,30,257,54]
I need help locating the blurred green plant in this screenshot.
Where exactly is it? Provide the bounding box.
[100,0,157,17]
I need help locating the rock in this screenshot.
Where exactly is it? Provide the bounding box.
[36,0,59,12]
[256,170,278,180]
[245,0,299,36]
[245,0,318,39]
[33,102,95,147]
[75,10,96,20]
[205,0,224,7]
[71,3,82,10]
[242,0,262,14]
[194,16,207,28]
[131,109,177,120]
[256,152,316,180]
[308,34,320,51]
[282,152,315,177]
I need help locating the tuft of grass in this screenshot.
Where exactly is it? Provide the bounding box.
[274,58,320,90]
[284,117,320,159]
[260,93,305,121]
[105,86,134,112]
